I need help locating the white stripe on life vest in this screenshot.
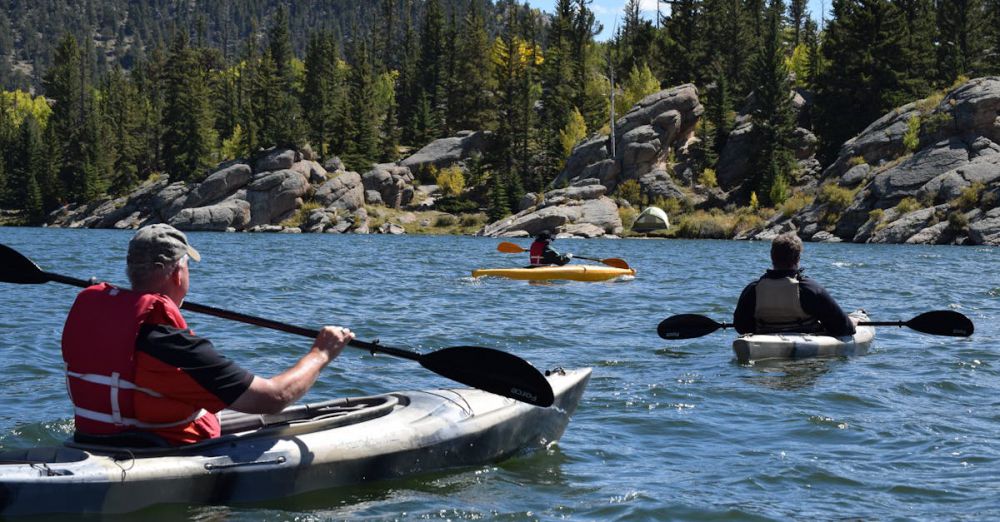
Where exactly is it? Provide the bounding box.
[72,406,208,429]
[66,370,165,398]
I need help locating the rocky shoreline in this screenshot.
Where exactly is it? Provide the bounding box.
[34,77,1000,246]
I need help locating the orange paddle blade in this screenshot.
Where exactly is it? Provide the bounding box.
[497,242,526,254]
[601,258,631,270]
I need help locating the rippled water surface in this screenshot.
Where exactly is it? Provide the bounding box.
[1,228,998,520]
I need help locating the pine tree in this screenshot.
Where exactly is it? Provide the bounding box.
[659,0,706,87]
[161,32,216,182]
[896,0,935,95]
[814,0,909,162]
[748,0,795,206]
[703,0,756,97]
[132,44,168,176]
[616,0,657,78]
[101,66,145,195]
[418,0,446,142]
[14,116,47,221]
[343,35,379,171]
[234,22,264,157]
[448,0,495,132]
[303,33,341,155]
[705,68,733,155]
[787,0,808,45]
[803,18,822,88]
[936,0,987,84]
[397,0,421,144]
[43,34,86,202]
[538,0,577,182]
[265,6,305,148]
[570,0,603,129]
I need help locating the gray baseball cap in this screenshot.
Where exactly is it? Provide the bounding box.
[127,224,201,266]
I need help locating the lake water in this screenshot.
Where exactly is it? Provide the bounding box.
[0,227,998,520]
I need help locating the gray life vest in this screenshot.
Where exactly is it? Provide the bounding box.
[754,275,821,333]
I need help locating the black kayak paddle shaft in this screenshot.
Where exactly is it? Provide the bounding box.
[0,243,555,407]
[658,310,974,340]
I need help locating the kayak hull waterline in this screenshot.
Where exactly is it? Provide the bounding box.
[0,368,591,516]
[472,265,635,281]
[732,311,875,364]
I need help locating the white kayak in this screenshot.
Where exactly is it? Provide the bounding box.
[0,368,591,516]
[732,311,874,364]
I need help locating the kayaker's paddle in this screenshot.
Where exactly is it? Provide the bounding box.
[657,311,975,340]
[0,244,555,408]
[496,241,631,270]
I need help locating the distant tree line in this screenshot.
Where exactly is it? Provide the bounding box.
[0,0,998,222]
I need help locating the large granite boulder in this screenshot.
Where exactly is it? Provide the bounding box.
[553,84,703,192]
[184,163,253,209]
[245,170,310,226]
[169,199,251,231]
[399,130,488,175]
[969,207,1000,245]
[315,171,364,211]
[478,189,623,238]
[760,76,1000,244]
[255,148,298,172]
[363,164,414,209]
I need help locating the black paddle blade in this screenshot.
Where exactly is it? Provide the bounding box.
[0,244,49,284]
[905,310,975,337]
[657,314,726,340]
[419,346,555,407]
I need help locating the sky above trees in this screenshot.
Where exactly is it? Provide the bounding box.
[589,0,827,40]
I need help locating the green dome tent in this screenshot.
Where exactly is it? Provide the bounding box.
[632,206,670,232]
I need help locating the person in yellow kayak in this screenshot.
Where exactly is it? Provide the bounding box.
[733,232,857,336]
[529,231,573,267]
[61,224,355,446]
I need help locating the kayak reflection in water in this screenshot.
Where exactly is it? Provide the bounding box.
[733,231,857,336]
[529,231,573,267]
[61,224,355,447]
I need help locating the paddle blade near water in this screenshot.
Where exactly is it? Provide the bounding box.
[906,310,975,337]
[657,314,729,340]
[419,346,555,407]
[0,244,49,284]
[599,258,631,270]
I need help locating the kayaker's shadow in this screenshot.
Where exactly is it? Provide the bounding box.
[739,358,835,391]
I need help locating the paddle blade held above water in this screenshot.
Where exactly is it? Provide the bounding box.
[657,314,731,340]
[905,310,974,337]
[419,346,555,407]
[497,242,526,254]
[0,244,50,284]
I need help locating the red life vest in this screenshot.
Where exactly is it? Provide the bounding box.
[529,240,547,266]
[61,283,211,439]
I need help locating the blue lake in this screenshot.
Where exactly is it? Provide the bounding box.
[0,227,998,520]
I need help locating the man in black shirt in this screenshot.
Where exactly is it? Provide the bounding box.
[733,232,857,337]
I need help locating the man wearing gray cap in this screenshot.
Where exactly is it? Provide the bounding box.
[61,224,354,446]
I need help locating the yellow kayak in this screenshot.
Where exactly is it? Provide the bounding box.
[472,265,636,281]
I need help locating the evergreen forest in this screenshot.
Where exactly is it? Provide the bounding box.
[0,0,998,224]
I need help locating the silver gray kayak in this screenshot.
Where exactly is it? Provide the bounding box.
[0,367,591,516]
[732,311,875,364]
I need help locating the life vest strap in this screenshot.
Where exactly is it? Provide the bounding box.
[66,370,164,398]
[72,405,208,430]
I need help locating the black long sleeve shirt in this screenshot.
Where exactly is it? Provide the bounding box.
[733,269,856,337]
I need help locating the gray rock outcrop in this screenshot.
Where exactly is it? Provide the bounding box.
[553,84,703,195]
[753,76,1000,245]
[477,182,623,238]
[399,130,488,175]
